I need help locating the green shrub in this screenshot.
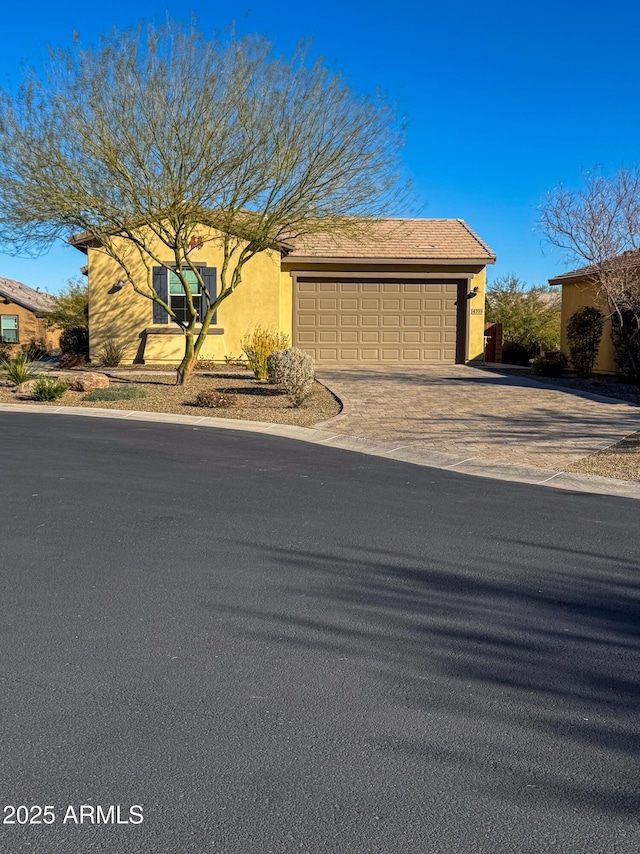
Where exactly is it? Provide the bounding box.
[0,351,41,386]
[193,389,238,408]
[31,376,68,401]
[567,307,605,378]
[241,325,289,380]
[83,386,147,402]
[501,341,533,366]
[97,338,126,367]
[59,325,89,356]
[267,347,315,406]
[611,311,640,385]
[530,350,568,377]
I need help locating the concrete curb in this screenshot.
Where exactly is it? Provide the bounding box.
[1,402,640,501]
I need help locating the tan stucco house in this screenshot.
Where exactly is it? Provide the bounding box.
[549,266,619,374]
[70,218,495,367]
[0,277,59,353]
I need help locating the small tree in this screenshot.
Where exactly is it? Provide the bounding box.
[485,274,561,353]
[0,22,406,385]
[42,278,88,331]
[566,306,605,378]
[540,167,640,384]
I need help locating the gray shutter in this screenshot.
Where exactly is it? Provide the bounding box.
[152,267,168,324]
[202,267,217,324]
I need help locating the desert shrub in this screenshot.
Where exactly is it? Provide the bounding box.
[530,350,568,377]
[267,347,315,406]
[193,389,238,408]
[59,325,89,356]
[501,341,533,366]
[22,340,50,361]
[611,311,640,385]
[97,338,126,367]
[30,376,68,401]
[0,351,41,386]
[224,354,246,366]
[567,307,605,378]
[58,352,87,369]
[83,386,147,402]
[241,325,289,380]
[195,359,218,371]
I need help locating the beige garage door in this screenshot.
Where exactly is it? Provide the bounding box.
[294,280,458,364]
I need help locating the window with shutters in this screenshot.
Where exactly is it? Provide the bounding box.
[0,314,18,343]
[152,266,217,325]
[169,269,203,322]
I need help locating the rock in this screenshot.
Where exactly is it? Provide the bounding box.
[14,379,39,397]
[57,372,110,392]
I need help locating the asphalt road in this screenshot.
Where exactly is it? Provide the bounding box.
[0,412,639,854]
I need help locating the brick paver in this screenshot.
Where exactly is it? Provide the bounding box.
[316,366,640,470]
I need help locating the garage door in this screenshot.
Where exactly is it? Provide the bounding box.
[293,280,459,364]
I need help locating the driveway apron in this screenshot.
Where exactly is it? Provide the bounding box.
[316,366,640,470]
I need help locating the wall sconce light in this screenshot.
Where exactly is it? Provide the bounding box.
[466,286,479,300]
[112,280,125,291]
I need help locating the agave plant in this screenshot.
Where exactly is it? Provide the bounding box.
[0,351,41,386]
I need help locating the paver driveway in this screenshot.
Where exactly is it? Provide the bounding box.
[316,365,640,470]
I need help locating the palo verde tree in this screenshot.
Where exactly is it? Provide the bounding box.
[0,23,407,384]
[539,167,640,383]
[42,277,89,331]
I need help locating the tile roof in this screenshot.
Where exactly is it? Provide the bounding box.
[285,218,496,261]
[0,277,54,313]
[549,249,640,284]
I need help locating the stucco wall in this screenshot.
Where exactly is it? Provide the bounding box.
[559,280,615,374]
[467,268,486,363]
[0,300,59,352]
[87,229,284,364]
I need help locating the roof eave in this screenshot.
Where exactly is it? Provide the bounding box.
[68,233,90,255]
[0,290,51,313]
[283,255,495,266]
[548,271,594,286]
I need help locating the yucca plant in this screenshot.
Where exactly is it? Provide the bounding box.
[0,351,41,386]
[97,338,127,367]
[241,325,289,381]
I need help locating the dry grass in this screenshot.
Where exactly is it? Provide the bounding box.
[0,371,341,428]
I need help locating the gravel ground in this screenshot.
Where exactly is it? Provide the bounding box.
[0,372,341,427]
[564,431,640,482]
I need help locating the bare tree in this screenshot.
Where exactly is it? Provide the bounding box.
[0,23,407,383]
[539,167,640,382]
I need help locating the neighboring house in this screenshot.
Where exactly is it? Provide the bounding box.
[69,219,496,367]
[549,266,617,374]
[0,277,59,352]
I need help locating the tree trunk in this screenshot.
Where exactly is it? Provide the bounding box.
[176,333,196,386]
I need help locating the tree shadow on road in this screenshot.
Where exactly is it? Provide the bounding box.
[203,534,640,818]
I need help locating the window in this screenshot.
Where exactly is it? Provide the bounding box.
[0,315,18,343]
[151,266,217,326]
[168,269,203,323]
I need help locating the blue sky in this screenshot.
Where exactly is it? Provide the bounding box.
[0,0,638,293]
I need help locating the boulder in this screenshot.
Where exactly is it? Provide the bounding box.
[14,379,39,398]
[57,372,110,392]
